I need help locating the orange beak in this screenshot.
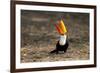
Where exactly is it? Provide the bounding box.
[55,20,67,35]
[55,24,64,35]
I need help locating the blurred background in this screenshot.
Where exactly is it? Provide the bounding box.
[21,10,89,63]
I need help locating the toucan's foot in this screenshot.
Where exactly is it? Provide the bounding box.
[50,50,66,54]
[58,51,65,54]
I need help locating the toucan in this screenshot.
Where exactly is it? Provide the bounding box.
[50,20,69,54]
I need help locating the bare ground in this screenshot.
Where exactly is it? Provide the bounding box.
[21,10,89,63]
[21,40,89,63]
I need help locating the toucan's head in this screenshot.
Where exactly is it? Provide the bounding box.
[54,20,68,45]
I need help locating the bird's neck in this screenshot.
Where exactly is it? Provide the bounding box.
[59,34,67,45]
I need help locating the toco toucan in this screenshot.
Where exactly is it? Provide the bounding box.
[50,20,69,54]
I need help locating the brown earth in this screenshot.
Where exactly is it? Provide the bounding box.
[20,10,89,63]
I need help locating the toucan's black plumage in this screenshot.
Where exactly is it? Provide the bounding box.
[50,19,69,54]
[50,39,69,54]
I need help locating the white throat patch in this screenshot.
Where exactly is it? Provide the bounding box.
[59,34,66,45]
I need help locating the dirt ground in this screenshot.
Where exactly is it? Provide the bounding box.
[21,43,89,63]
[20,10,89,63]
